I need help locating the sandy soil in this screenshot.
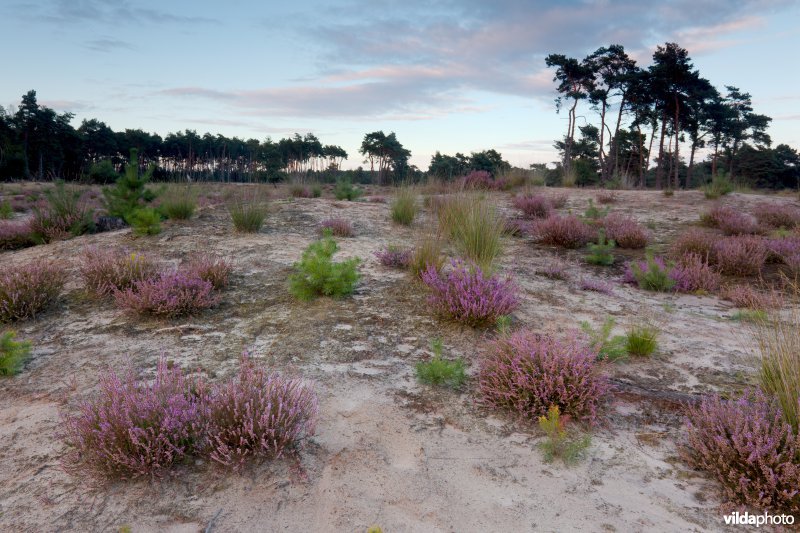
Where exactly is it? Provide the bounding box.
[1,186,796,532]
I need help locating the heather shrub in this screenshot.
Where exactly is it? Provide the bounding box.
[460,170,496,190]
[699,204,736,228]
[602,213,649,249]
[596,190,618,204]
[670,228,716,260]
[103,148,158,220]
[30,181,95,242]
[160,186,197,220]
[289,182,321,198]
[670,253,721,293]
[227,193,268,233]
[754,202,800,229]
[390,187,417,225]
[0,261,66,322]
[288,235,360,300]
[415,337,466,389]
[421,260,518,327]
[503,217,529,237]
[201,357,318,467]
[333,178,363,201]
[579,277,615,295]
[626,255,675,292]
[683,390,800,513]
[585,230,615,266]
[512,193,552,219]
[319,218,353,237]
[479,331,610,424]
[580,317,626,361]
[62,358,202,480]
[549,192,568,209]
[538,405,592,464]
[766,236,800,265]
[114,271,219,317]
[713,235,768,276]
[716,210,762,236]
[538,261,570,280]
[0,220,35,250]
[625,322,659,357]
[722,284,781,310]
[80,247,159,297]
[534,214,594,249]
[127,207,162,236]
[409,234,445,279]
[0,330,32,376]
[374,245,412,269]
[437,193,505,272]
[184,255,233,290]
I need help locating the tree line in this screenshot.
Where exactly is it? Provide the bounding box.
[545,42,799,189]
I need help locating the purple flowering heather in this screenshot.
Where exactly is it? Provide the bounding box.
[62,358,203,480]
[0,261,66,322]
[319,217,353,237]
[479,331,611,425]
[533,214,595,248]
[683,389,800,513]
[579,277,615,295]
[0,219,35,250]
[512,194,553,219]
[184,254,233,289]
[670,253,721,293]
[80,247,159,297]
[753,202,800,229]
[201,357,318,468]
[373,246,412,269]
[713,235,768,276]
[602,213,649,249]
[766,236,800,265]
[421,260,518,327]
[114,271,219,317]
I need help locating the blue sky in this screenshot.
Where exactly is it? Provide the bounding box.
[1,0,798,170]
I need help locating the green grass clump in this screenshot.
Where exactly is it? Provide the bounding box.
[437,193,504,272]
[289,232,360,300]
[334,178,363,201]
[410,234,445,279]
[625,322,659,357]
[0,331,32,376]
[390,187,418,225]
[0,200,12,220]
[585,229,615,266]
[228,195,268,233]
[581,317,627,361]
[415,337,466,389]
[538,405,591,464]
[127,207,162,236]
[703,174,734,199]
[161,186,197,220]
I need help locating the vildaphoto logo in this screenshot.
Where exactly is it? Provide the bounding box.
[723,511,795,527]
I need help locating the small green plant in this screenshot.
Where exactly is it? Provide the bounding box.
[496,315,512,335]
[538,405,591,464]
[581,317,627,361]
[630,254,675,292]
[228,195,268,232]
[0,199,12,219]
[410,234,445,279]
[289,232,360,300]
[703,173,734,199]
[334,178,363,201]
[103,148,157,220]
[160,185,197,220]
[415,337,466,389]
[583,199,608,220]
[625,322,659,357]
[0,330,32,376]
[390,186,417,225]
[127,207,162,236]
[585,229,615,266]
[663,188,674,197]
[731,309,768,323]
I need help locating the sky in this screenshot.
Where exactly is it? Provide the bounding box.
[1,0,799,170]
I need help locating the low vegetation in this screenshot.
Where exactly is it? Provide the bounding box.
[288,234,360,300]
[0,330,32,376]
[415,337,467,389]
[0,261,66,322]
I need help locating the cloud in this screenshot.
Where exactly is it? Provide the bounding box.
[39,99,91,112]
[14,0,216,26]
[83,37,134,52]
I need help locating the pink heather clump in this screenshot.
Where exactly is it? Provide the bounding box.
[753,202,800,229]
[713,235,768,276]
[62,358,202,480]
[579,277,614,295]
[373,246,412,268]
[0,219,35,250]
[421,260,518,327]
[683,390,800,513]
[114,271,219,317]
[537,261,570,280]
[0,261,67,322]
[721,284,782,310]
[503,217,530,237]
[80,247,159,297]
[766,236,800,264]
[512,194,553,219]
[700,204,737,228]
[201,357,318,468]
[319,217,353,237]
[459,170,506,190]
[549,192,569,209]
[184,255,233,290]
[670,253,721,293]
[670,228,716,260]
[479,331,611,425]
[716,210,763,236]
[534,214,595,248]
[602,213,649,249]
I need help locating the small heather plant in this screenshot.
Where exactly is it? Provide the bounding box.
[716,210,763,236]
[549,192,568,209]
[713,235,768,276]
[390,187,418,225]
[0,330,32,376]
[512,193,553,219]
[534,214,594,249]
[0,220,35,251]
[479,331,611,424]
[184,255,233,290]
[579,277,615,295]
[625,254,675,292]
[227,193,268,233]
[721,284,781,310]
[766,236,800,266]
[288,234,360,301]
[0,261,66,322]
[754,202,800,229]
[596,190,618,204]
[374,245,412,269]
[421,260,518,327]
[669,253,721,293]
[538,405,592,464]
[537,261,570,280]
[62,358,203,480]
[699,204,736,228]
[319,218,353,237]
[503,217,529,237]
[585,229,615,266]
[625,321,659,357]
[602,213,649,249]
[127,207,162,236]
[202,357,318,467]
[460,170,497,190]
[80,247,159,297]
[415,337,467,389]
[670,228,716,260]
[683,390,800,513]
[114,271,220,318]
[160,185,197,220]
[333,178,363,201]
[580,317,626,361]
